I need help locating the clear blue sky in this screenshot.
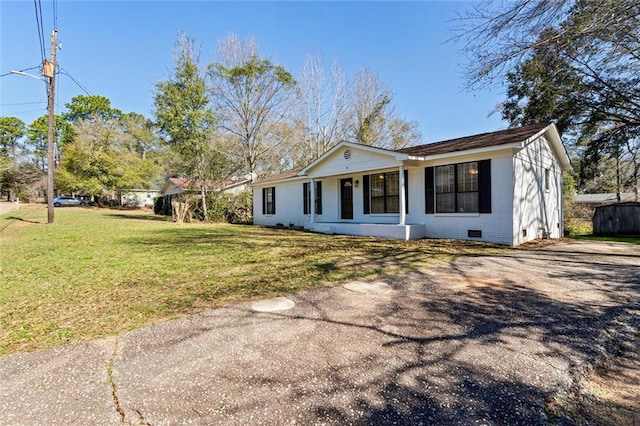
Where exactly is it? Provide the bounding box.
[1,1,507,143]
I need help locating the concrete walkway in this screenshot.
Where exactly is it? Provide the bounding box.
[1,240,638,425]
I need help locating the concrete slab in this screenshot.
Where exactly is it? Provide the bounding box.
[251,296,295,312]
[343,280,392,294]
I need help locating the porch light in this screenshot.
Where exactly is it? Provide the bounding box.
[355,180,359,188]
[469,168,478,175]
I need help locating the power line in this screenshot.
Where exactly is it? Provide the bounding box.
[59,69,92,95]
[52,0,58,30]
[0,65,43,78]
[33,0,46,62]
[0,101,46,106]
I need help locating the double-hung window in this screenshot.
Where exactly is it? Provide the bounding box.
[303,181,322,214]
[363,170,408,214]
[262,187,275,215]
[426,160,491,214]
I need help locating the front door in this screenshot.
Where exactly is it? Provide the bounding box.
[340,178,353,219]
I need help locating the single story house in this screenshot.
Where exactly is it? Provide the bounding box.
[573,193,636,207]
[120,188,160,207]
[158,176,252,208]
[252,123,572,246]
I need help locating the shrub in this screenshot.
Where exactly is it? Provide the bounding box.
[203,190,253,224]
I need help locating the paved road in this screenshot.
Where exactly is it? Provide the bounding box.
[1,240,638,425]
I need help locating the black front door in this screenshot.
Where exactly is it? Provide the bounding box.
[340,178,353,219]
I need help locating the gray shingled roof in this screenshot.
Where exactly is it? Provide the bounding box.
[396,123,550,157]
[254,168,303,184]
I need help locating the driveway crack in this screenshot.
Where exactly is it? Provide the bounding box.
[107,337,126,424]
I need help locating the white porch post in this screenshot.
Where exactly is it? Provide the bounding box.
[310,178,315,224]
[399,164,406,225]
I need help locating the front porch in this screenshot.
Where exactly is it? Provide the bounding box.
[306,222,425,241]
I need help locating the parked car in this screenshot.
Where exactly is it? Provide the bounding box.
[53,196,86,207]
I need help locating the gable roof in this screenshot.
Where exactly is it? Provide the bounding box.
[255,122,571,184]
[160,177,251,195]
[300,141,422,176]
[397,123,550,157]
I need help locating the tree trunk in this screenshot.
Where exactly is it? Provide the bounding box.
[200,184,208,221]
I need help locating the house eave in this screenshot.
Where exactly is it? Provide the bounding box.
[253,175,308,187]
[421,143,523,162]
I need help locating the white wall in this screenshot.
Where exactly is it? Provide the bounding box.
[253,139,563,246]
[309,146,402,177]
[121,191,158,207]
[253,179,308,227]
[512,135,563,245]
[417,154,516,245]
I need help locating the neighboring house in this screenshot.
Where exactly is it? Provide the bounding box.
[253,123,572,246]
[573,193,636,207]
[158,176,252,207]
[120,189,160,207]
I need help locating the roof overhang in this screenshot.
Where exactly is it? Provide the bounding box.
[299,141,423,176]
[530,123,573,171]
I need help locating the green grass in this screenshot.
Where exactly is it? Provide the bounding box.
[1,206,505,355]
[572,234,640,245]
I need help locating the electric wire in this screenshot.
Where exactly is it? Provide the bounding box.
[0,101,46,106]
[52,0,58,30]
[0,65,42,78]
[59,69,92,95]
[33,0,46,62]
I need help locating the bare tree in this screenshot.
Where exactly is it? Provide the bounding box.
[207,35,296,177]
[454,0,639,89]
[295,53,350,162]
[349,68,420,149]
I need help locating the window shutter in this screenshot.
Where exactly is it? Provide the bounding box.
[363,175,370,214]
[316,181,322,214]
[478,159,491,213]
[303,183,309,214]
[272,187,276,214]
[404,169,409,214]
[262,188,266,215]
[425,167,434,214]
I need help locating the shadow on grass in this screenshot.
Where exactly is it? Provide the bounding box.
[572,234,640,245]
[5,216,44,225]
[105,212,173,222]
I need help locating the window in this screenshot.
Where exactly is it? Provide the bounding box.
[363,171,408,214]
[426,160,491,214]
[262,187,275,215]
[303,181,322,214]
[544,168,550,192]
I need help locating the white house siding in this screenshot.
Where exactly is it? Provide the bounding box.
[308,147,402,178]
[253,179,308,227]
[121,190,159,207]
[420,153,516,246]
[512,135,563,245]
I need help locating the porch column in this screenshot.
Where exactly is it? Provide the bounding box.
[310,178,315,224]
[399,164,406,225]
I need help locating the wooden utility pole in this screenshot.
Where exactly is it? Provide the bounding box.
[45,30,57,224]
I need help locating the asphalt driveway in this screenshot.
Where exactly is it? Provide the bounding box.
[1,240,638,425]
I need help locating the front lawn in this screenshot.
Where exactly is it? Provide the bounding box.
[1,206,504,355]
